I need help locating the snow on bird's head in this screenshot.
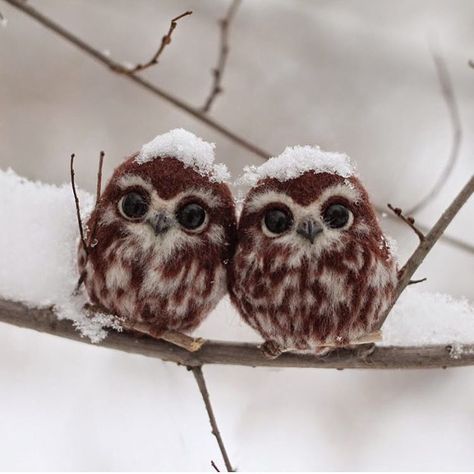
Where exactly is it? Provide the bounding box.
[238,145,356,186]
[135,129,230,183]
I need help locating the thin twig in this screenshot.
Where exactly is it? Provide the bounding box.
[3,298,474,369]
[377,205,474,255]
[407,49,462,215]
[211,460,221,472]
[190,366,234,472]
[122,11,192,74]
[387,204,425,242]
[202,0,241,113]
[377,175,474,329]
[96,150,105,205]
[408,278,427,285]
[3,0,269,160]
[70,154,88,257]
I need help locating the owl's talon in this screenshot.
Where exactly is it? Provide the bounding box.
[350,342,376,358]
[260,340,284,359]
[189,337,205,352]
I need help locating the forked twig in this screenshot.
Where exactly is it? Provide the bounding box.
[70,154,88,257]
[120,11,192,74]
[190,366,234,472]
[202,0,241,113]
[407,49,462,215]
[378,175,474,329]
[387,204,425,242]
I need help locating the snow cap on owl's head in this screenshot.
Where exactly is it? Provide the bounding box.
[239,145,356,187]
[136,128,230,183]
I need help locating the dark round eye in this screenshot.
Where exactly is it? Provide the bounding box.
[323,204,351,229]
[177,203,206,230]
[264,208,293,234]
[119,192,149,220]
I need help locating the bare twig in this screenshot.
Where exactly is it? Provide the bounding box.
[202,0,241,113]
[96,150,105,205]
[70,154,88,257]
[377,175,474,329]
[3,298,474,369]
[3,0,269,160]
[190,366,234,472]
[377,205,474,255]
[211,460,221,472]
[408,278,427,285]
[387,204,425,242]
[121,11,192,74]
[407,50,462,215]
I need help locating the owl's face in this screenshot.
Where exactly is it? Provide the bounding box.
[238,171,387,265]
[88,156,236,265]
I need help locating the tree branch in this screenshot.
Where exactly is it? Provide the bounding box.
[2,298,474,369]
[201,0,241,113]
[2,0,269,160]
[377,175,474,329]
[120,11,192,74]
[190,366,234,472]
[407,50,462,215]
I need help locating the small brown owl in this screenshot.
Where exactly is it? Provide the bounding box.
[229,146,397,356]
[78,129,236,344]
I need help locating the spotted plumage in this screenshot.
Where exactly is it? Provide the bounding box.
[78,153,236,336]
[229,167,398,353]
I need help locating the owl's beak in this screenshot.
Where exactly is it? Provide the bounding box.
[297,218,323,243]
[149,212,173,235]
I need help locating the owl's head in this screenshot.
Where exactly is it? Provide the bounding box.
[237,146,391,264]
[87,130,236,264]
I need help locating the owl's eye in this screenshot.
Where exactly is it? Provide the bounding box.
[177,203,206,230]
[119,192,149,220]
[264,208,293,234]
[323,204,351,229]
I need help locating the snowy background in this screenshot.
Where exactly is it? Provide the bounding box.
[0,0,474,470]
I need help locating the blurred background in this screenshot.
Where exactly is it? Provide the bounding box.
[0,0,473,470]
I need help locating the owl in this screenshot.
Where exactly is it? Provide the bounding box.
[229,146,398,356]
[78,129,236,344]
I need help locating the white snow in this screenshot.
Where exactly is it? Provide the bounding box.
[382,287,474,347]
[239,145,355,186]
[0,169,119,342]
[136,128,230,182]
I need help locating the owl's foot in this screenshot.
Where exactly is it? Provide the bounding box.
[260,340,285,359]
[349,342,376,358]
[161,330,205,352]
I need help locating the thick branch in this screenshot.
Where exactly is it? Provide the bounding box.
[191,366,234,471]
[201,0,241,113]
[3,0,269,160]
[1,298,474,370]
[377,175,474,329]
